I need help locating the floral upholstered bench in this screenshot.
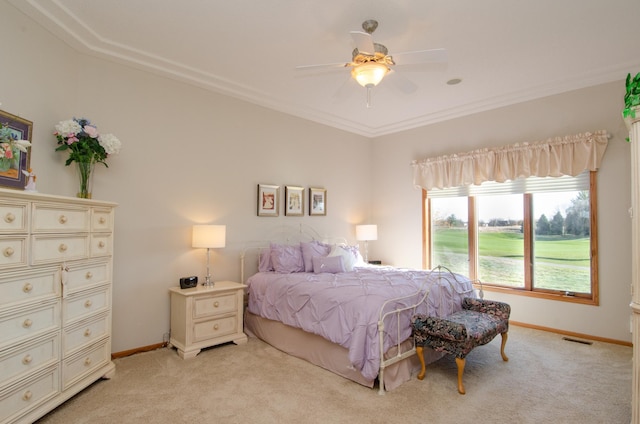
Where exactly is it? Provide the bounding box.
[411,297,510,394]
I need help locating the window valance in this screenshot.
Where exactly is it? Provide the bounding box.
[411,130,609,190]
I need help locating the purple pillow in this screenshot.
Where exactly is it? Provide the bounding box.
[270,243,304,273]
[312,255,345,274]
[300,240,332,272]
[258,248,273,272]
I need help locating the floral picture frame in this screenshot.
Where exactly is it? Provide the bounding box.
[257,184,280,216]
[0,110,32,190]
[285,186,304,216]
[309,187,327,216]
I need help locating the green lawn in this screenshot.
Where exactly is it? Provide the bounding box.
[432,228,591,293]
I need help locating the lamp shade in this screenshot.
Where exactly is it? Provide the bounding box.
[351,62,389,87]
[192,225,226,248]
[356,224,378,241]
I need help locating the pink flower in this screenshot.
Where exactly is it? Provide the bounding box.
[83,125,99,138]
[66,136,79,145]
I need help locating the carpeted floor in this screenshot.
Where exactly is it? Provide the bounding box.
[35,325,632,424]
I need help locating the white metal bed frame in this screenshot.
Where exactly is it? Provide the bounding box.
[240,224,476,394]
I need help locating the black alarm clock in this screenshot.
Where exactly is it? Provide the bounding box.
[179,276,198,289]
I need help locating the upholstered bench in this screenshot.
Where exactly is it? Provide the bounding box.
[412,297,510,394]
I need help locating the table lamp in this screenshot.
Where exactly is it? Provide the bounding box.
[192,224,226,286]
[356,224,377,263]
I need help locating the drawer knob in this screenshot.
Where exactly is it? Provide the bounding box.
[4,212,15,223]
[84,299,93,308]
[213,301,219,308]
[84,357,92,366]
[3,246,14,257]
[84,328,92,337]
[22,390,33,401]
[23,318,33,328]
[22,354,33,365]
[23,282,33,293]
[59,215,68,224]
[58,243,68,253]
[213,324,220,331]
[98,241,105,248]
[86,272,93,279]
[99,217,106,224]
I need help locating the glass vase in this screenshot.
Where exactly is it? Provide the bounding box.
[75,161,95,199]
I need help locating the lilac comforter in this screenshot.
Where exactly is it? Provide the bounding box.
[246,266,475,380]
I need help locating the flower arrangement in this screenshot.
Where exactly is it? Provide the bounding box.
[54,117,122,198]
[0,122,31,173]
[624,72,640,119]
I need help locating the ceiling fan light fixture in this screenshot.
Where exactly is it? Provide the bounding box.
[351,62,389,87]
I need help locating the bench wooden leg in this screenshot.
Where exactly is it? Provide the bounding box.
[455,357,466,394]
[416,346,426,380]
[500,332,509,362]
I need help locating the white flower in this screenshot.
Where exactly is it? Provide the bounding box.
[98,133,122,155]
[12,139,31,153]
[55,119,82,136]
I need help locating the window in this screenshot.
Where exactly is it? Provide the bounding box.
[424,172,598,304]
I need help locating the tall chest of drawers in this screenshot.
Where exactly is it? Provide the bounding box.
[0,188,117,424]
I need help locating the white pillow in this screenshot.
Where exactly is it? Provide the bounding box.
[328,244,360,272]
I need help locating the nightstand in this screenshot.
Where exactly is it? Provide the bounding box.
[169,280,248,359]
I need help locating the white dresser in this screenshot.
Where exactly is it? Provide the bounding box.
[0,188,116,424]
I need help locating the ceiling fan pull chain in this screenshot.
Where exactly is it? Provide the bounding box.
[366,85,373,108]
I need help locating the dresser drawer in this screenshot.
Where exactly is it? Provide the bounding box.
[90,233,112,257]
[32,234,89,265]
[92,208,114,232]
[32,203,89,232]
[63,312,110,355]
[0,266,59,308]
[193,292,238,319]
[62,339,110,390]
[64,261,109,294]
[0,365,60,424]
[0,333,59,386]
[0,300,60,348]
[63,286,110,325]
[0,200,28,233]
[193,315,238,343]
[0,235,27,270]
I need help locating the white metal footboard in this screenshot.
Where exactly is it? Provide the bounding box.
[376,265,476,394]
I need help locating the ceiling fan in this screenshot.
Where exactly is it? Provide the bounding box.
[296,19,447,107]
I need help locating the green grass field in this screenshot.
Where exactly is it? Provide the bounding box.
[433,228,591,293]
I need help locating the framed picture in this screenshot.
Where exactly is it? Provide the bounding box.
[0,110,32,189]
[309,187,327,216]
[257,184,280,216]
[285,186,304,216]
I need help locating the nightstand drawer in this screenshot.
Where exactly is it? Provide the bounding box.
[193,292,237,318]
[193,315,237,342]
[32,204,89,232]
[32,234,89,264]
[0,200,28,233]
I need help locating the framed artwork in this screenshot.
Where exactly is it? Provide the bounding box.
[285,186,304,216]
[309,187,327,216]
[0,110,32,189]
[257,184,280,216]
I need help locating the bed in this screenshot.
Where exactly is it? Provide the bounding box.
[241,225,476,394]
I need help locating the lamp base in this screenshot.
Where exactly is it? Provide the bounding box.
[203,276,214,287]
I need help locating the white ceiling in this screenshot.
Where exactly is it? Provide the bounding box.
[9,0,640,138]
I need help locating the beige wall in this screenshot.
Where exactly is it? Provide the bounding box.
[2,2,633,350]
[371,82,633,342]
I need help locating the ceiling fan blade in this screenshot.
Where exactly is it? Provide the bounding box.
[385,69,417,94]
[295,62,350,71]
[350,31,375,55]
[392,48,448,66]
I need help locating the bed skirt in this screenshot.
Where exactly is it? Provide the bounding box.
[244,310,444,391]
